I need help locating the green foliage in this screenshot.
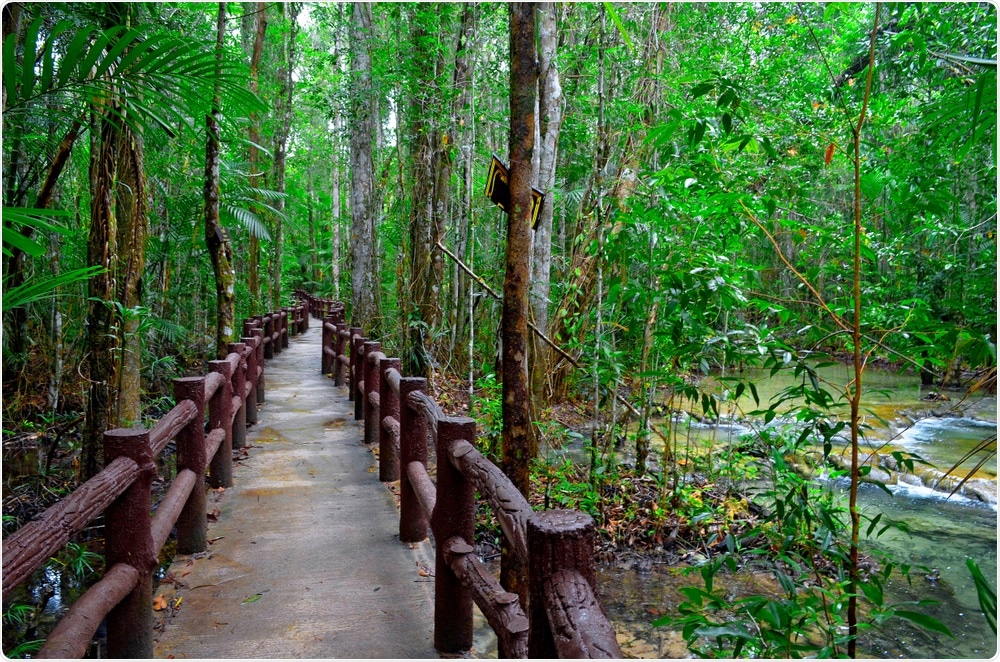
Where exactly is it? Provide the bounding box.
[968,559,998,634]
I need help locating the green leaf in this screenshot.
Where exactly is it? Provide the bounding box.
[690,82,715,98]
[602,3,634,52]
[695,623,755,640]
[19,17,43,101]
[893,610,953,637]
[722,112,732,135]
[860,579,884,607]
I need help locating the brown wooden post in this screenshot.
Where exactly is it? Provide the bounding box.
[241,336,259,425]
[399,377,429,543]
[252,327,265,404]
[379,357,401,482]
[263,314,274,359]
[526,510,598,658]
[322,316,333,375]
[103,428,157,659]
[362,341,381,446]
[433,417,476,654]
[302,301,310,331]
[228,342,248,450]
[281,309,290,348]
[208,359,234,488]
[174,377,207,554]
[352,332,366,419]
[334,324,348,386]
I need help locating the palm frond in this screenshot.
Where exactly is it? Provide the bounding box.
[220,203,272,241]
[2,266,104,311]
[3,19,266,135]
[2,207,74,257]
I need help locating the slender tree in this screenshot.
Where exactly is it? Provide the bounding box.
[205,2,236,359]
[529,2,563,399]
[244,1,267,313]
[271,2,300,309]
[501,0,537,606]
[348,2,379,328]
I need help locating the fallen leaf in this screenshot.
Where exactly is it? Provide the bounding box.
[153,595,169,611]
[243,593,263,604]
[216,487,225,493]
[207,508,221,522]
[173,596,183,609]
[208,536,225,544]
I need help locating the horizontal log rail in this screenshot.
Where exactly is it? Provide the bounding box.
[319,318,622,659]
[1,309,290,658]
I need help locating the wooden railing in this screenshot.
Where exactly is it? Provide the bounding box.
[0,308,293,659]
[320,321,623,659]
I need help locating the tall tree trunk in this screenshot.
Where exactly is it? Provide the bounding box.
[331,115,342,300]
[245,2,267,313]
[271,2,300,310]
[501,0,537,608]
[82,109,121,479]
[205,2,236,359]
[529,2,563,400]
[406,8,440,377]
[348,3,379,329]
[114,125,147,425]
[451,4,476,360]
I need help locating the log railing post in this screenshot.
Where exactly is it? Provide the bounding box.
[228,342,248,450]
[526,510,598,658]
[334,324,348,386]
[362,341,381,446]
[103,428,157,659]
[322,316,334,375]
[281,310,290,348]
[432,417,476,655]
[379,358,401,481]
[351,331,365,419]
[208,359,234,488]
[399,377,429,543]
[174,377,207,554]
[241,336,259,425]
[252,327,265,404]
[263,315,274,360]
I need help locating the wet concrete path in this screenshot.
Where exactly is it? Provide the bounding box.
[152,326,439,658]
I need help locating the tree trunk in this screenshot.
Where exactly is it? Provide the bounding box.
[205,2,236,360]
[83,110,121,479]
[271,2,300,310]
[501,0,537,608]
[529,2,563,400]
[348,3,379,329]
[450,4,476,361]
[114,125,147,425]
[245,2,267,313]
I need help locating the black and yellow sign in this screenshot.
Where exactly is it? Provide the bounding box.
[484,154,544,228]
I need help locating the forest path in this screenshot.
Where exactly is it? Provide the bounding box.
[152,326,438,658]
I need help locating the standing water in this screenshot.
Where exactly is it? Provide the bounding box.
[597,365,997,658]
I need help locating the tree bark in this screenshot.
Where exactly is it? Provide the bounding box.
[348,3,379,329]
[271,2,300,310]
[529,2,563,400]
[244,2,267,313]
[451,4,476,360]
[114,125,147,425]
[205,2,236,360]
[83,110,121,479]
[501,0,537,608]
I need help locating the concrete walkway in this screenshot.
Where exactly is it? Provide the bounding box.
[153,326,439,658]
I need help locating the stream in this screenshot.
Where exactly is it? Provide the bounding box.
[586,365,998,658]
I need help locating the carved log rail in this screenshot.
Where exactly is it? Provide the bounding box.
[1,310,289,659]
[319,320,623,659]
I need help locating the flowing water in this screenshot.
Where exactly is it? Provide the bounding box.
[592,365,997,658]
